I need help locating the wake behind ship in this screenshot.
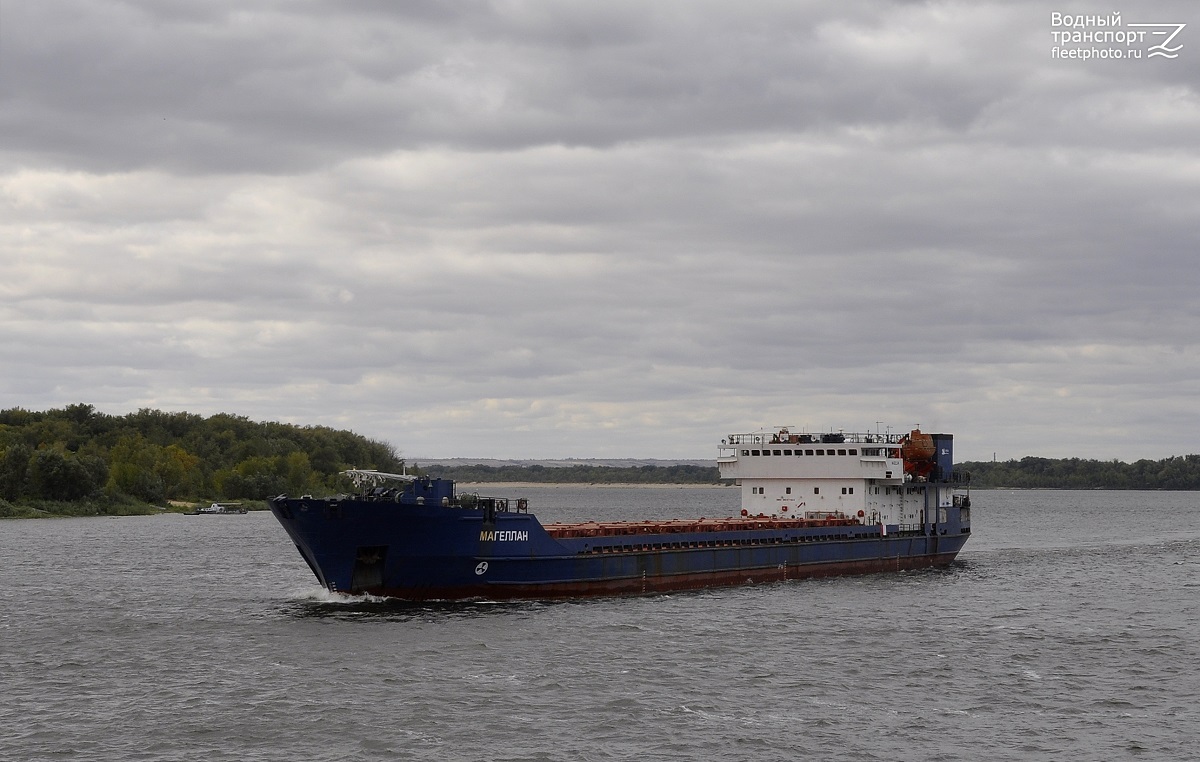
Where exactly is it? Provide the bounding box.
[267,427,971,600]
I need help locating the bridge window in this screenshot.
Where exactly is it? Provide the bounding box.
[814,487,820,495]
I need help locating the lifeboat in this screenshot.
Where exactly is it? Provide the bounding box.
[901,429,936,479]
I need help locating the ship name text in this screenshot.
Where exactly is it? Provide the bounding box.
[480,530,529,542]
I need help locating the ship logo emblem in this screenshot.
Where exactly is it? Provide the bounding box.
[474,562,489,576]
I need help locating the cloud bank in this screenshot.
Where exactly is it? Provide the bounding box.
[2,1,1198,461]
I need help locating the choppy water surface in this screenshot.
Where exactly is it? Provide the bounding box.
[3,489,1199,761]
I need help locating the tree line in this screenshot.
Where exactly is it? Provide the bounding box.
[5,404,1198,518]
[421,463,724,484]
[958,455,1200,490]
[429,456,1200,490]
[0,404,401,514]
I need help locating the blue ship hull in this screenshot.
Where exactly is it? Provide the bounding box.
[268,487,970,600]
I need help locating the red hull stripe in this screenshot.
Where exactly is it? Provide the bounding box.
[362,552,961,601]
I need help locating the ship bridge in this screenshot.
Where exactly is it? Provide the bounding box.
[718,429,908,485]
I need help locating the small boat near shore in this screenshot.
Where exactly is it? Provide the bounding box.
[186,502,247,515]
[266,427,972,600]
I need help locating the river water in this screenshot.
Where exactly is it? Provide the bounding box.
[2,488,1198,761]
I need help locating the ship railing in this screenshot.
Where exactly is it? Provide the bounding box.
[907,470,971,486]
[723,431,904,446]
[912,470,969,489]
[458,494,530,513]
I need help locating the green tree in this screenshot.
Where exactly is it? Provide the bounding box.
[215,456,288,499]
[283,451,317,495]
[106,434,165,502]
[27,449,98,501]
[0,405,406,506]
[0,444,32,500]
[155,444,202,499]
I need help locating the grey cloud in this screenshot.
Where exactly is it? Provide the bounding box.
[2,0,1199,461]
[6,1,1116,172]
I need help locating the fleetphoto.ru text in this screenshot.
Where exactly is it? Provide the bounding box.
[1051,11,1186,60]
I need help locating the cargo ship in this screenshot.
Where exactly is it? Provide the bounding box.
[267,428,971,600]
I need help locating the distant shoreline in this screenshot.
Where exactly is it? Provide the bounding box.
[458,482,733,489]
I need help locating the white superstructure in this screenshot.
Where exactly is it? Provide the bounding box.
[718,428,965,531]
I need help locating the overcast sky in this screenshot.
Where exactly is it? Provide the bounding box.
[2,1,1197,462]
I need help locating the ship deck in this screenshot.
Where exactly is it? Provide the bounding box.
[543,516,860,539]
